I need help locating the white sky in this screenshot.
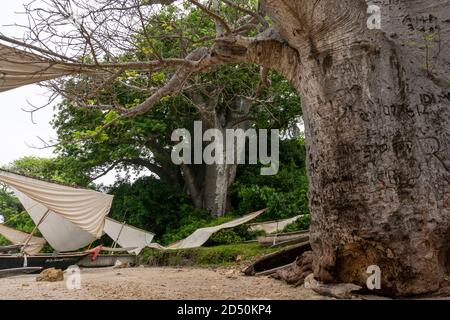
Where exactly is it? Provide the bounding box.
[0,1,126,186]
[0,2,56,165]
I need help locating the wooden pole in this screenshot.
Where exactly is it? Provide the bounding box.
[21,209,50,254]
[110,221,126,255]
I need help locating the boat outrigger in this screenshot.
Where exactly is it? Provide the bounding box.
[0,252,89,271]
[0,267,43,279]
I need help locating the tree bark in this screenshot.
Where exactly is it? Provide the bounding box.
[180,163,203,209]
[255,0,450,296]
[182,90,253,217]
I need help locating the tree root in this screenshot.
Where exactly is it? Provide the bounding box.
[270,250,362,299]
[270,251,313,287]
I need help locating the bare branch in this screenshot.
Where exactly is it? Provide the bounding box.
[187,0,231,34]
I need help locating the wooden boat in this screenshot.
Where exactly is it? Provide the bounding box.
[257,230,309,247]
[77,254,136,268]
[0,267,43,278]
[244,241,311,276]
[0,252,89,272]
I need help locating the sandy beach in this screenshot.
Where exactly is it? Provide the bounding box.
[0,267,328,300]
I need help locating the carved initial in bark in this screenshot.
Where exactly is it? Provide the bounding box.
[261,0,450,296]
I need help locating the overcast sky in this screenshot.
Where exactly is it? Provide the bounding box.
[0,2,153,222]
[0,1,130,187]
[0,2,56,166]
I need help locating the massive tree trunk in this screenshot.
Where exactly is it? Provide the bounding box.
[181,93,252,217]
[253,0,450,296]
[203,158,237,217]
[7,0,448,297]
[202,97,252,217]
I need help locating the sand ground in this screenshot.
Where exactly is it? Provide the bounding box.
[0,267,329,300]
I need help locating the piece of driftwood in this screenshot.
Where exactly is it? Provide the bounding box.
[257,231,309,247]
[304,274,362,299]
[244,241,311,276]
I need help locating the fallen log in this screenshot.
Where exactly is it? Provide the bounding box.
[257,231,309,248]
[243,241,311,276]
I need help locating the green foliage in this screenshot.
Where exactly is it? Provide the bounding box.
[140,242,278,267]
[282,215,311,233]
[0,182,36,238]
[206,225,264,246]
[160,213,233,246]
[108,176,210,244]
[4,156,91,187]
[0,4,309,252]
[108,175,270,246]
[231,137,309,221]
[0,187,23,221]
[51,4,301,194]
[207,229,244,246]
[0,235,9,246]
[0,187,45,247]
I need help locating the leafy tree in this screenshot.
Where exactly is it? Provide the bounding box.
[52,5,301,216]
[108,176,208,243]
[4,156,92,186]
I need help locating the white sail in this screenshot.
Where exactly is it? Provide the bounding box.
[0,43,75,93]
[103,218,155,255]
[11,188,97,252]
[248,215,304,234]
[0,224,46,254]
[0,170,113,252]
[147,208,267,250]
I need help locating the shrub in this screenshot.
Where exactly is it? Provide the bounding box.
[231,137,309,221]
[283,215,310,232]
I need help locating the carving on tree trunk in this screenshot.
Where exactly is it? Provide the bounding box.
[260,0,450,296]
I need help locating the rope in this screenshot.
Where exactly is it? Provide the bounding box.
[87,240,95,250]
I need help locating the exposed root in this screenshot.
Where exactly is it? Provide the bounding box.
[270,250,363,299]
[270,251,313,286]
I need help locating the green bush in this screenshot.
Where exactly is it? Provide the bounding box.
[140,242,279,267]
[207,229,244,246]
[0,235,9,246]
[108,177,210,244]
[231,137,309,221]
[283,215,310,232]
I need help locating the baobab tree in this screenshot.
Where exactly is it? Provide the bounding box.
[0,0,449,297]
